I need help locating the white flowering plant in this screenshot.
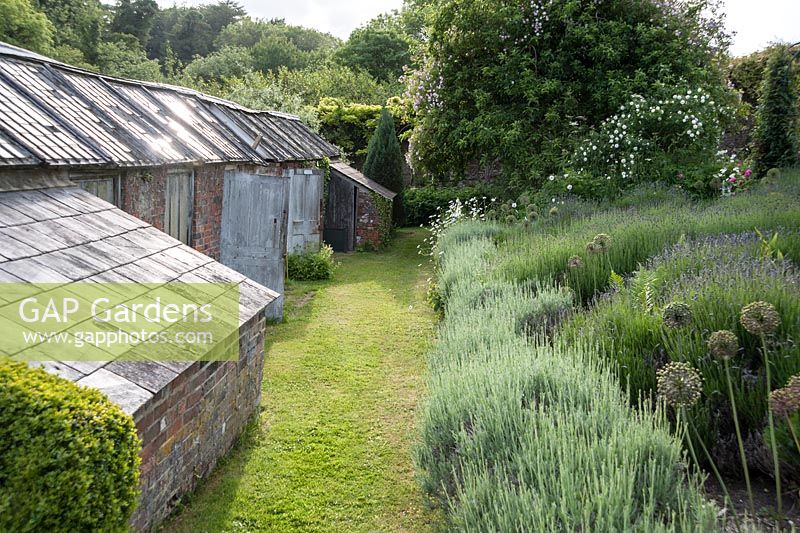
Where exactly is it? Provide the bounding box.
[540,84,736,199]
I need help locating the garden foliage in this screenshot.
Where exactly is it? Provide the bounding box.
[419,226,718,530]
[753,45,800,175]
[363,108,405,223]
[405,0,732,191]
[0,359,141,532]
[288,244,337,281]
[421,170,800,526]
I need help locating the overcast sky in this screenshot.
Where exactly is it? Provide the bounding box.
[160,0,800,56]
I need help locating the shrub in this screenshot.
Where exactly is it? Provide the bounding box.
[418,227,719,529]
[753,45,799,175]
[405,0,731,188]
[287,244,336,281]
[0,359,141,532]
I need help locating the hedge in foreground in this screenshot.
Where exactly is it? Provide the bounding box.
[0,359,141,532]
[418,232,718,529]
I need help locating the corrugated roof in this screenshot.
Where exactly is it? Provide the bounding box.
[330,161,397,199]
[0,185,278,414]
[0,41,339,169]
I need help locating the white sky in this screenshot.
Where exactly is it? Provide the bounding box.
[159,0,800,55]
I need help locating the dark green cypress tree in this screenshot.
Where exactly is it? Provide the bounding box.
[363,108,405,224]
[753,45,799,175]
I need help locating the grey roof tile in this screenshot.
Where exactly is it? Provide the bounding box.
[0,224,65,253]
[105,360,179,394]
[28,360,85,381]
[77,368,153,415]
[0,231,40,259]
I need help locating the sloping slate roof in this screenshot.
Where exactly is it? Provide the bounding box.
[0,185,278,414]
[0,41,339,168]
[330,161,397,199]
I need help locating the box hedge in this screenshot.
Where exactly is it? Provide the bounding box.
[0,359,141,532]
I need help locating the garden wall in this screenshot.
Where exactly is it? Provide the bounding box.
[355,190,391,249]
[130,314,266,532]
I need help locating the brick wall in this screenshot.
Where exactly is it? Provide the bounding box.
[129,314,266,532]
[191,165,224,260]
[121,168,167,231]
[355,189,387,249]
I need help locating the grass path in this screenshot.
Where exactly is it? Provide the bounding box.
[166,228,435,532]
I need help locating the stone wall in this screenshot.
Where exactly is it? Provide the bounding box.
[129,314,266,532]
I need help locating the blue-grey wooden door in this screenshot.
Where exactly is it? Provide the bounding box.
[220,171,289,320]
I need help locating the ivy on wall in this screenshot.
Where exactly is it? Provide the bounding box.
[372,192,394,247]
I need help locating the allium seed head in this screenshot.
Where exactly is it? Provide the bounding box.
[707,330,739,360]
[586,241,602,254]
[662,302,693,329]
[769,387,800,418]
[567,255,583,269]
[657,362,703,408]
[592,233,612,252]
[740,301,781,335]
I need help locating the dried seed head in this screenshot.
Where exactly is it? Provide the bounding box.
[662,302,693,329]
[567,255,583,269]
[707,330,739,360]
[549,206,559,216]
[787,374,800,394]
[657,362,703,408]
[592,233,612,252]
[740,301,781,335]
[769,387,800,418]
[586,241,602,254]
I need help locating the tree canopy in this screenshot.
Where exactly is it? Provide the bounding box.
[405,0,732,188]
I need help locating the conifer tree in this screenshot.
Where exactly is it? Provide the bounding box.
[754,45,799,175]
[363,108,405,223]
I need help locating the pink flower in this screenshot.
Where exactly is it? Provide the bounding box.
[727,177,737,183]
[744,169,752,178]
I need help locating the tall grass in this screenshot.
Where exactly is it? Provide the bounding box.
[418,231,719,530]
[563,234,800,482]
[489,178,800,303]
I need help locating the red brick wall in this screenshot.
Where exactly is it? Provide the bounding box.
[121,162,311,260]
[121,168,167,231]
[191,165,224,260]
[130,314,266,532]
[355,189,385,249]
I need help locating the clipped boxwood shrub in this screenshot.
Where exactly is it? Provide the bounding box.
[288,244,337,281]
[0,359,141,532]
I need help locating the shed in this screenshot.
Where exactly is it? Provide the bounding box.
[0,179,277,530]
[324,162,396,252]
[0,41,339,318]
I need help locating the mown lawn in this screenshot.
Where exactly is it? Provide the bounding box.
[165,228,436,532]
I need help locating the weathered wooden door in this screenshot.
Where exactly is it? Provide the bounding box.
[286,169,322,253]
[323,173,356,252]
[220,171,289,319]
[165,170,194,245]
